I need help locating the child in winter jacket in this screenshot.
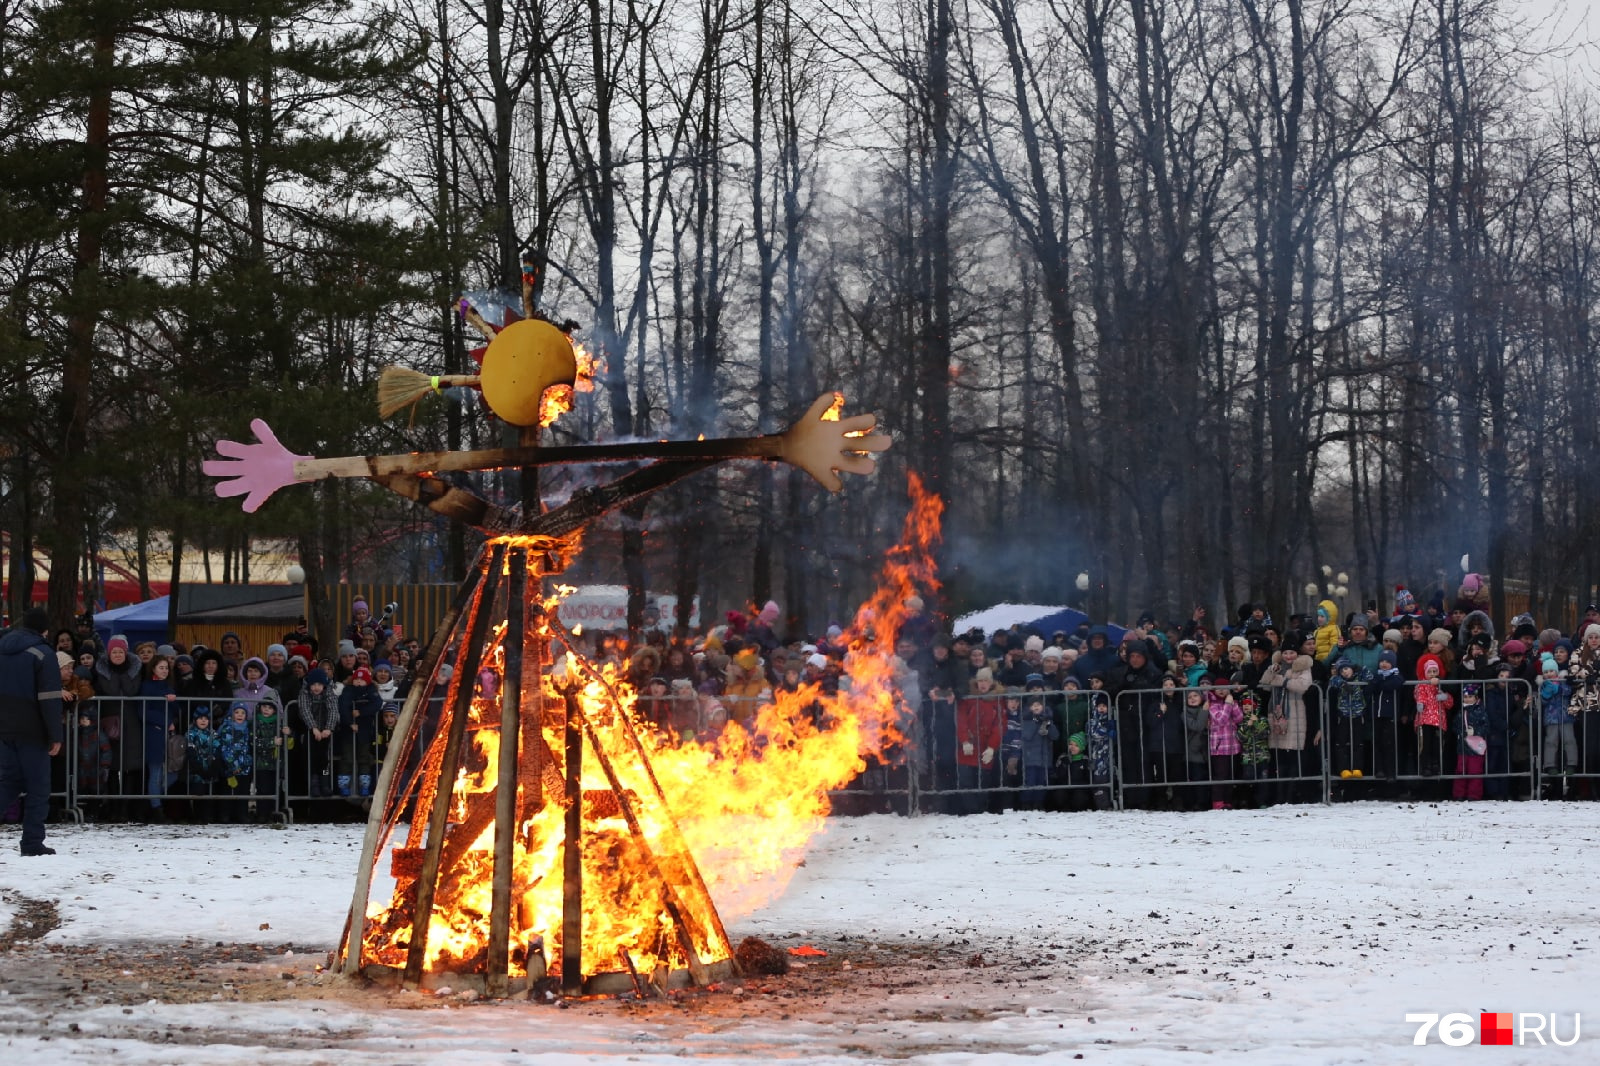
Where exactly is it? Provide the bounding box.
[1452,684,1489,800]
[1085,676,1114,810]
[1205,684,1243,809]
[1000,687,1026,798]
[75,712,111,800]
[1328,657,1371,780]
[185,710,223,822]
[1370,649,1406,785]
[1005,695,1059,810]
[1540,653,1576,778]
[217,702,254,822]
[1061,730,1089,809]
[1313,600,1343,661]
[253,696,286,816]
[1180,686,1211,805]
[1414,654,1454,786]
[1483,660,1519,799]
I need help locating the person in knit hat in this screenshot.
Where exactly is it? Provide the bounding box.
[1414,654,1453,793]
[748,600,782,654]
[1393,586,1418,621]
[337,665,382,796]
[1539,653,1576,790]
[955,666,1005,814]
[1369,647,1406,792]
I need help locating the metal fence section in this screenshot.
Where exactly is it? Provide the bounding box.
[11,672,1581,826]
[57,694,291,824]
[1363,678,1538,801]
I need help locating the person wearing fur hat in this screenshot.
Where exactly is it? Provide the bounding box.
[184,648,234,721]
[1454,631,1495,683]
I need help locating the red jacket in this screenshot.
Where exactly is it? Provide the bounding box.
[956,693,1004,766]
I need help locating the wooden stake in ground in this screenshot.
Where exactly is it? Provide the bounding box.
[402,543,505,989]
[485,548,529,996]
[561,684,584,996]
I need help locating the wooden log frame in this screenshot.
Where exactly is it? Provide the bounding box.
[338,546,488,976]
[402,542,507,989]
[549,617,739,980]
[566,690,715,987]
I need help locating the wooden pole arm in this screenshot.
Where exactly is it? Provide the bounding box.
[205,394,891,512]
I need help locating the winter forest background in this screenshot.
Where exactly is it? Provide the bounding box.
[2,0,1598,638]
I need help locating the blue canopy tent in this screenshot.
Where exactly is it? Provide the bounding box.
[92,595,170,650]
[952,604,1127,646]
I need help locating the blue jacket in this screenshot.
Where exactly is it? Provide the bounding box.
[1540,677,1572,725]
[1004,704,1059,768]
[138,677,174,767]
[1369,666,1405,719]
[339,683,384,738]
[0,626,64,746]
[1329,666,1372,717]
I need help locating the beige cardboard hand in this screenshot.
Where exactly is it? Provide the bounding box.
[778,393,893,492]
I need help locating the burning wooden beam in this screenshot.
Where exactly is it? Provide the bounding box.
[402,542,506,989]
[486,548,529,997]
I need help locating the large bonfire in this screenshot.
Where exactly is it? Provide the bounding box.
[357,476,943,987]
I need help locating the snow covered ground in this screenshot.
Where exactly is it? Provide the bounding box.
[1,802,1597,1063]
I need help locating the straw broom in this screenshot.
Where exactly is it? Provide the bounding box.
[377,365,480,419]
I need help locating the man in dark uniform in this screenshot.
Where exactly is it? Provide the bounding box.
[0,607,65,855]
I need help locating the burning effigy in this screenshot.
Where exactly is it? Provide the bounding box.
[202,288,930,998]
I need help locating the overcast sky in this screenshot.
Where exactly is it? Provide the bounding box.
[1520,0,1597,85]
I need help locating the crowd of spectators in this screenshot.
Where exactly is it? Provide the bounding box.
[22,599,416,822]
[10,571,1600,825]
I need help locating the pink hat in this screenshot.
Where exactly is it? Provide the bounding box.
[107,635,129,654]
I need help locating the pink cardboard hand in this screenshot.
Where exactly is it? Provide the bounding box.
[203,419,312,512]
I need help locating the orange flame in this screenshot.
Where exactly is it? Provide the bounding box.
[537,342,600,427]
[820,391,844,421]
[360,477,943,985]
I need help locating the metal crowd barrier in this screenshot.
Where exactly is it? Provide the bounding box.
[60,694,290,824]
[11,672,1583,827]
